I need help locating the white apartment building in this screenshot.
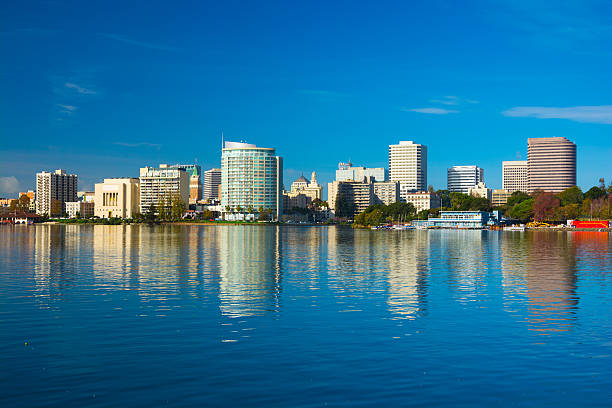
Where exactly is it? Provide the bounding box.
[36,169,78,216]
[221,141,283,220]
[403,192,441,213]
[447,165,484,194]
[95,178,140,218]
[336,162,386,182]
[139,166,189,214]
[65,201,94,218]
[502,160,528,193]
[388,141,427,201]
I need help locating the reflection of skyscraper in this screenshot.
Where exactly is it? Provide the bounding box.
[217,226,282,317]
[440,230,487,301]
[501,231,578,333]
[386,230,430,319]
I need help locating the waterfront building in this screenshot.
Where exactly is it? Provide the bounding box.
[373,181,399,205]
[389,141,427,200]
[336,162,386,182]
[447,165,484,194]
[492,189,512,207]
[35,169,78,216]
[527,137,576,193]
[94,178,140,218]
[502,161,528,193]
[403,192,441,213]
[139,166,189,214]
[468,182,492,202]
[413,210,502,229]
[221,141,283,220]
[203,168,222,202]
[328,179,374,217]
[65,201,94,218]
[19,190,35,202]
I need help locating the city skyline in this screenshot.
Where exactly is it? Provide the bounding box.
[2,1,612,196]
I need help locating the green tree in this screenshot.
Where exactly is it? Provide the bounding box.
[202,210,214,220]
[170,194,186,220]
[584,186,606,201]
[258,208,270,221]
[236,205,243,213]
[246,205,253,214]
[436,189,451,207]
[557,186,583,206]
[335,191,354,218]
[509,198,534,221]
[507,191,530,207]
[17,195,30,211]
[145,204,156,222]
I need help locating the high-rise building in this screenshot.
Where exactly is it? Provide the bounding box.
[36,169,78,216]
[328,179,374,217]
[336,162,386,182]
[502,160,528,193]
[95,178,140,218]
[189,167,202,204]
[168,164,202,203]
[221,141,283,220]
[139,165,189,214]
[527,137,576,193]
[203,168,222,201]
[447,165,484,194]
[389,141,427,200]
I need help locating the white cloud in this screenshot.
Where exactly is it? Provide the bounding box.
[0,176,20,194]
[431,96,460,105]
[65,82,96,94]
[99,33,177,51]
[502,105,612,124]
[401,107,459,115]
[57,104,77,114]
[113,142,161,149]
[431,95,479,105]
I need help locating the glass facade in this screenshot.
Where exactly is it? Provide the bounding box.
[221,142,282,218]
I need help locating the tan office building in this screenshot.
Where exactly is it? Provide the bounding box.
[527,137,576,193]
[95,178,140,218]
[502,161,528,193]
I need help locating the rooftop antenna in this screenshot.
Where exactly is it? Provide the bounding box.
[221,131,224,150]
[516,151,520,160]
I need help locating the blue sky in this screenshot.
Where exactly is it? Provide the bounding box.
[1,0,612,199]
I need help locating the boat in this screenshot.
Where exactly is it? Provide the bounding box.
[504,225,525,231]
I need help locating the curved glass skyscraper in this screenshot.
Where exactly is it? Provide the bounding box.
[221,141,283,220]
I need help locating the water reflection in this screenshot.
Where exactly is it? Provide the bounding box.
[502,231,579,333]
[386,231,429,319]
[217,226,282,318]
[21,225,606,333]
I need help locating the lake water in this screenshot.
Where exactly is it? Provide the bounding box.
[1,224,611,407]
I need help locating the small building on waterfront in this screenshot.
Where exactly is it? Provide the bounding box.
[65,201,94,218]
[413,210,502,229]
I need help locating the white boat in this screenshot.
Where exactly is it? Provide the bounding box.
[504,225,525,231]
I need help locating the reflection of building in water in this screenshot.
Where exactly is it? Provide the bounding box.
[218,225,282,317]
[386,230,430,319]
[34,225,90,300]
[501,231,529,313]
[504,232,579,333]
[439,230,488,301]
[92,225,140,288]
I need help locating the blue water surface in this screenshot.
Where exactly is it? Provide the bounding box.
[0,225,611,407]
